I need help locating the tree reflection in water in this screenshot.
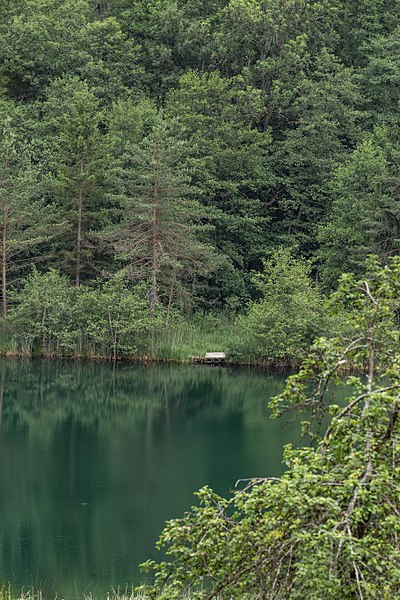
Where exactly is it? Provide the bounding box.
[0,359,296,596]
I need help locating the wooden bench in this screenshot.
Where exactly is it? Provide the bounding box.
[204,352,226,365]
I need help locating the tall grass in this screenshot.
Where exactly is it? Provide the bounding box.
[0,309,261,365]
[0,588,148,600]
[150,312,238,361]
[0,587,204,600]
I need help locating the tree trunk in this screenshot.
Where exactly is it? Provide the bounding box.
[2,158,9,319]
[165,269,176,329]
[0,365,6,444]
[2,202,7,319]
[76,159,84,287]
[149,145,160,311]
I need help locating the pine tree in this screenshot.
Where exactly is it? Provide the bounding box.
[42,77,106,285]
[106,115,212,312]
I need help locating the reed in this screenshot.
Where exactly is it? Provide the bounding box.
[0,588,202,600]
[150,313,237,361]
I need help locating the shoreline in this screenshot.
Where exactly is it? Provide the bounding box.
[0,349,301,371]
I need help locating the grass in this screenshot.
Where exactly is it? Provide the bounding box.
[0,309,288,367]
[150,313,238,362]
[0,310,242,364]
[0,588,201,600]
[0,588,146,600]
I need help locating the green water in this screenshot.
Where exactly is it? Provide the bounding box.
[0,359,297,596]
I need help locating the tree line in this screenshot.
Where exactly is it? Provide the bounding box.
[1,0,400,359]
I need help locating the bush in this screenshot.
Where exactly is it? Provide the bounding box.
[8,270,161,358]
[229,248,326,364]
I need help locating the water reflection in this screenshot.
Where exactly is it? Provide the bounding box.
[0,359,294,596]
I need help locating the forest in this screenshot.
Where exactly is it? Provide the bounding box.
[1,0,400,362]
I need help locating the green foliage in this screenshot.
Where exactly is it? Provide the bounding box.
[0,114,58,316]
[319,126,400,287]
[1,0,400,357]
[334,0,400,66]
[105,113,214,309]
[9,270,158,358]
[115,0,213,96]
[152,312,236,361]
[231,248,325,363]
[138,257,400,599]
[0,0,90,100]
[211,0,336,77]
[76,277,157,358]
[78,15,143,102]
[10,269,77,353]
[0,0,143,102]
[3,0,400,590]
[270,48,363,253]
[360,26,400,126]
[166,70,272,303]
[41,77,108,284]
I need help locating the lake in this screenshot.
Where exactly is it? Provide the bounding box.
[0,359,298,596]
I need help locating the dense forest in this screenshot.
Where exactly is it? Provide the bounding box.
[1,0,400,361]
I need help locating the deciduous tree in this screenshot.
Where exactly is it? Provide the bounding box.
[319,126,400,287]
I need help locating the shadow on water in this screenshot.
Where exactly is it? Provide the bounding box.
[0,359,299,596]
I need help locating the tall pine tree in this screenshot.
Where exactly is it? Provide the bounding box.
[106,115,213,312]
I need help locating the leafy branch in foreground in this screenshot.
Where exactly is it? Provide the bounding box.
[136,256,400,599]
